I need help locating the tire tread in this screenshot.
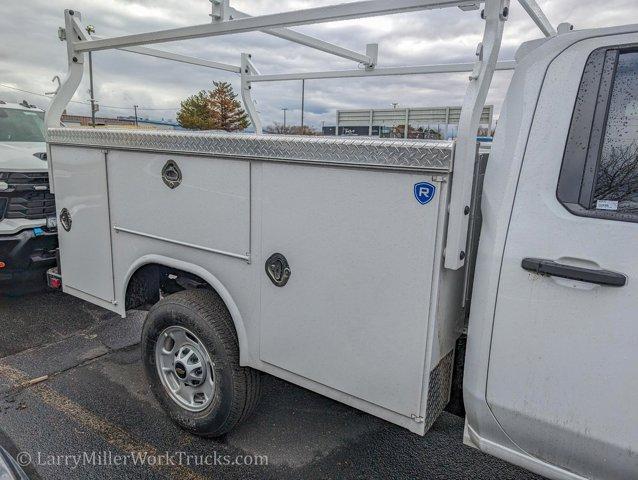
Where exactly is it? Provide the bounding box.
[146,288,260,437]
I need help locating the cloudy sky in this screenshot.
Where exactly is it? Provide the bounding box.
[1,0,637,129]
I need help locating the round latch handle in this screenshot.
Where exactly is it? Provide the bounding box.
[265,253,291,287]
[162,160,182,189]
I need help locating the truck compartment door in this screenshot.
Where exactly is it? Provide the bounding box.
[50,146,115,304]
[105,151,250,262]
[259,163,443,419]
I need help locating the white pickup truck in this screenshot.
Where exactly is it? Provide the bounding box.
[44,2,636,480]
[0,102,57,294]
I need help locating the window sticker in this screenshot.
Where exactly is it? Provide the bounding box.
[596,199,619,211]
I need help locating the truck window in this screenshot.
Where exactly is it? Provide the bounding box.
[0,108,45,142]
[591,51,638,214]
[557,46,638,222]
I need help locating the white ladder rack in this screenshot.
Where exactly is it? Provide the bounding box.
[45,0,558,270]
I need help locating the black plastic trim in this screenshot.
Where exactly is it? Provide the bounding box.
[557,47,608,205]
[0,228,58,276]
[522,257,626,287]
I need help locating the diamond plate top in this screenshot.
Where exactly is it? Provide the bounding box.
[47,128,453,172]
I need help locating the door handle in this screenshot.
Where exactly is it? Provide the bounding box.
[521,258,626,287]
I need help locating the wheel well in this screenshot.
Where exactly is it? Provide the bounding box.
[124,259,251,366]
[125,263,212,311]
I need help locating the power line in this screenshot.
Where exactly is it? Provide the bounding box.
[0,83,86,106]
[0,83,179,111]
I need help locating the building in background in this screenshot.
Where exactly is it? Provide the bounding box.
[117,116,181,130]
[61,114,134,128]
[322,105,494,139]
[61,114,180,130]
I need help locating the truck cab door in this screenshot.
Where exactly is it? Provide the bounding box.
[484,37,638,479]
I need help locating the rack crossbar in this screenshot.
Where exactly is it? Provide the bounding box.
[246,60,516,82]
[226,7,375,66]
[74,0,485,53]
[91,35,241,73]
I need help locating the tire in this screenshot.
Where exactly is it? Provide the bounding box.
[142,289,260,437]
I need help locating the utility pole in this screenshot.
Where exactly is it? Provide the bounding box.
[133,105,139,126]
[281,107,288,130]
[88,53,96,126]
[86,25,97,127]
[300,79,305,131]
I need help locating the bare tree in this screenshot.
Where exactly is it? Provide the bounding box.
[594,141,638,203]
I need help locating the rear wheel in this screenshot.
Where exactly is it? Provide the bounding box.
[141,289,260,437]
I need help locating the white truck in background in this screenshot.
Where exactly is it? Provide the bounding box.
[44,2,637,479]
[0,101,57,295]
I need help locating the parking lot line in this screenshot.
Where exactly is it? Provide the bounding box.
[0,362,209,480]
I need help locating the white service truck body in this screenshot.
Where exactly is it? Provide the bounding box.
[45,8,637,480]
[48,130,462,433]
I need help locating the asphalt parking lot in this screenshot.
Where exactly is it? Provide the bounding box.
[0,290,544,479]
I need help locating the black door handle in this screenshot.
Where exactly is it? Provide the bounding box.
[522,258,626,287]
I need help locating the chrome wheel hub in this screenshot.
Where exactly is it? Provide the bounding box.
[155,326,215,412]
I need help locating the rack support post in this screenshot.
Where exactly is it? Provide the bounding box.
[241,53,262,134]
[444,0,508,270]
[44,9,87,193]
[517,0,557,37]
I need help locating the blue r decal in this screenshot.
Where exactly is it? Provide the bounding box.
[414,182,436,205]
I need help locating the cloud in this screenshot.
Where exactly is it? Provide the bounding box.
[0,0,636,128]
